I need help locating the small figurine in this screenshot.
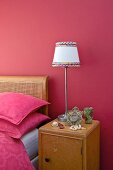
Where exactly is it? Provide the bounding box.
[83,107,93,124]
[67,106,83,126]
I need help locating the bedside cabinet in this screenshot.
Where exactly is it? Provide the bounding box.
[38,119,100,170]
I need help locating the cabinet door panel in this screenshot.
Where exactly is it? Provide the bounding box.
[41,134,83,170]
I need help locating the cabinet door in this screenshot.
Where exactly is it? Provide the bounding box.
[40,133,83,170]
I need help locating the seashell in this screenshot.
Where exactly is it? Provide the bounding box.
[81,127,86,130]
[51,121,58,127]
[78,124,81,129]
[70,125,78,130]
[70,124,85,131]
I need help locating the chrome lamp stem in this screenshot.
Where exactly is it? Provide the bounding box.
[65,66,68,117]
[58,66,68,122]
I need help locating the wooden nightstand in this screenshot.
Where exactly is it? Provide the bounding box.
[38,119,100,170]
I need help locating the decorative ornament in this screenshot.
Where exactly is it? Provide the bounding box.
[83,107,93,124]
[67,106,83,126]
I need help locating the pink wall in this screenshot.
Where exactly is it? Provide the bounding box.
[0,0,113,169]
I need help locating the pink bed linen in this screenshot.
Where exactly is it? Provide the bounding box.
[0,132,35,170]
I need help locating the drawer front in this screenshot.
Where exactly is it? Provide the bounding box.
[39,133,83,170]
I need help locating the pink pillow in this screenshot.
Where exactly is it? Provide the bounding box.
[0,112,51,138]
[0,92,49,125]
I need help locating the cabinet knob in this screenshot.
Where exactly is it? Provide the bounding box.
[45,158,50,162]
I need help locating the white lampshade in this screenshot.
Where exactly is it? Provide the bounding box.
[52,42,80,67]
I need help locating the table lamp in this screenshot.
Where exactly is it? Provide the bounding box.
[52,42,80,122]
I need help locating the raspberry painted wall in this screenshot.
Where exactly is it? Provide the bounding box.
[0,0,113,169]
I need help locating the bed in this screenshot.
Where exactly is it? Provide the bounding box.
[0,76,49,170]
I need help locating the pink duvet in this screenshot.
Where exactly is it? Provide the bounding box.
[0,132,35,170]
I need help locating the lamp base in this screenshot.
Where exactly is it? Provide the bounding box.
[58,114,67,122]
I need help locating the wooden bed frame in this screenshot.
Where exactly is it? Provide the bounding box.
[0,76,48,115]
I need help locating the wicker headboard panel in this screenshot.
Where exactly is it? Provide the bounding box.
[0,76,48,115]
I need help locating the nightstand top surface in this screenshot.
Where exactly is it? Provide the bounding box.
[39,119,100,138]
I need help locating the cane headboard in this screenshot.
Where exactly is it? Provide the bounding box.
[0,76,48,115]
